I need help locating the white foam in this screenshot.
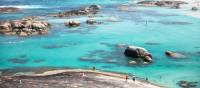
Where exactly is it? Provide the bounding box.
[0,5,48,9]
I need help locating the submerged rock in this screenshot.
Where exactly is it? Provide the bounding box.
[8,58,29,64]
[0,7,22,13]
[0,20,50,36]
[80,57,97,62]
[159,21,191,25]
[124,46,153,62]
[165,51,186,59]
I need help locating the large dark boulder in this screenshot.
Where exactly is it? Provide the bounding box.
[124,46,153,62]
[124,46,140,58]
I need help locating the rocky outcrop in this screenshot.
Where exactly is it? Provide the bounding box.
[0,7,22,13]
[64,20,80,27]
[137,1,187,8]
[0,20,50,36]
[191,7,198,11]
[177,81,198,88]
[124,46,153,62]
[165,51,186,59]
[51,4,101,18]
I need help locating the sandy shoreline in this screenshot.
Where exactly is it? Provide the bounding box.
[0,69,163,88]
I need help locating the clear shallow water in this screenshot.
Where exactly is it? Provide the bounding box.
[0,0,200,88]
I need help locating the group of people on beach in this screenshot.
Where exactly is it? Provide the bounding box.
[125,74,136,82]
[79,66,151,83]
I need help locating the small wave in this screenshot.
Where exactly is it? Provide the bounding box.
[0,5,48,9]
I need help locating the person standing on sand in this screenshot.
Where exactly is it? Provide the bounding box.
[132,76,136,82]
[145,77,148,81]
[92,66,96,70]
[125,74,128,82]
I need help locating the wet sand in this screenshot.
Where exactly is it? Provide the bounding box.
[0,69,162,88]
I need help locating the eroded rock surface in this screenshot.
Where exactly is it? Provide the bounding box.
[51,4,101,17]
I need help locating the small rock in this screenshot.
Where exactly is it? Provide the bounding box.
[165,51,186,59]
[65,20,80,27]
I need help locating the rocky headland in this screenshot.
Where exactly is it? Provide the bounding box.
[137,0,188,8]
[0,19,50,36]
[0,7,22,13]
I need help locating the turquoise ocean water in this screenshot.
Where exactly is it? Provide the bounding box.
[0,0,200,88]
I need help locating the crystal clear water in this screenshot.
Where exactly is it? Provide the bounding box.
[0,0,200,88]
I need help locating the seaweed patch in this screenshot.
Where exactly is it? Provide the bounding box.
[159,21,192,25]
[33,59,45,63]
[8,58,29,64]
[145,42,160,45]
[43,44,68,49]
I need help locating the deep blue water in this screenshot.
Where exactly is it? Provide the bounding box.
[0,0,200,88]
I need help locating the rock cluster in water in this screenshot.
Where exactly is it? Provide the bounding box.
[0,20,50,36]
[65,19,102,27]
[137,0,187,8]
[0,7,22,13]
[177,80,198,88]
[52,4,101,17]
[124,46,153,62]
